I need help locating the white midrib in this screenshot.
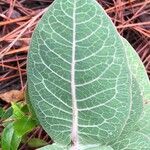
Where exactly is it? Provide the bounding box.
[71,1,79,150]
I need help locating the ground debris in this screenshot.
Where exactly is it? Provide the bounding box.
[0,90,24,103]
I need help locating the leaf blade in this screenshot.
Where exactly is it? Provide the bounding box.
[112,131,150,150]
[121,37,150,101]
[28,0,136,146]
[37,143,114,150]
[1,123,21,150]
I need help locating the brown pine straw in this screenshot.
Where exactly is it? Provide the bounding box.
[0,0,150,93]
[0,8,48,59]
[0,16,32,26]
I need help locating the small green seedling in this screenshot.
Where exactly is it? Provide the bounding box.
[27,0,150,149]
[1,102,38,150]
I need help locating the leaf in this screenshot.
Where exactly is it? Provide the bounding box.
[119,36,150,136]
[12,102,25,119]
[27,138,48,148]
[37,144,68,150]
[0,107,4,118]
[79,145,114,150]
[110,38,150,149]
[112,131,150,150]
[121,37,150,101]
[28,0,139,147]
[1,106,13,120]
[37,144,113,150]
[25,88,39,122]
[116,37,145,137]
[116,77,143,139]
[1,110,37,150]
[136,102,150,137]
[21,104,30,114]
[1,123,21,150]
[14,116,37,136]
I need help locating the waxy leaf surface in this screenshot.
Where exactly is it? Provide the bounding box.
[37,144,114,150]
[122,37,150,100]
[27,0,149,149]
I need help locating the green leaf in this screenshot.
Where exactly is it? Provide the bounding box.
[21,104,30,114]
[14,116,37,136]
[25,88,39,122]
[0,107,4,118]
[109,34,150,150]
[1,123,21,150]
[137,103,150,137]
[119,36,150,134]
[122,37,150,101]
[1,107,13,120]
[27,0,149,149]
[112,131,150,150]
[116,37,145,137]
[117,77,143,139]
[12,102,25,119]
[37,143,68,150]
[27,138,48,148]
[37,144,113,150]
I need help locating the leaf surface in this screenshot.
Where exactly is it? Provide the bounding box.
[112,131,150,150]
[137,103,150,137]
[116,38,145,137]
[37,144,68,150]
[122,37,150,101]
[1,106,13,120]
[11,102,25,119]
[28,0,135,147]
[116,77,143,139]
[1,123,21,150]
[119,37,150,136]
[27,138,48,148]
[110,37,150,150]
[37,144,113,150]
[14,117,37,136]
[0,107,4,118]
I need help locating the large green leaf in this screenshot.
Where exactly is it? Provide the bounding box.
[120,36,150,137]
[37,144,114,150]
[115,38,145,138]
[28,0,132,146]
[37,144,68,150]
[27,0,149,149]
[25,88,39,122]
[109,38,150,149]
[115,77,143,140]
[112,131,150,150]
[122,37,150,101]
[137,103,150,137]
